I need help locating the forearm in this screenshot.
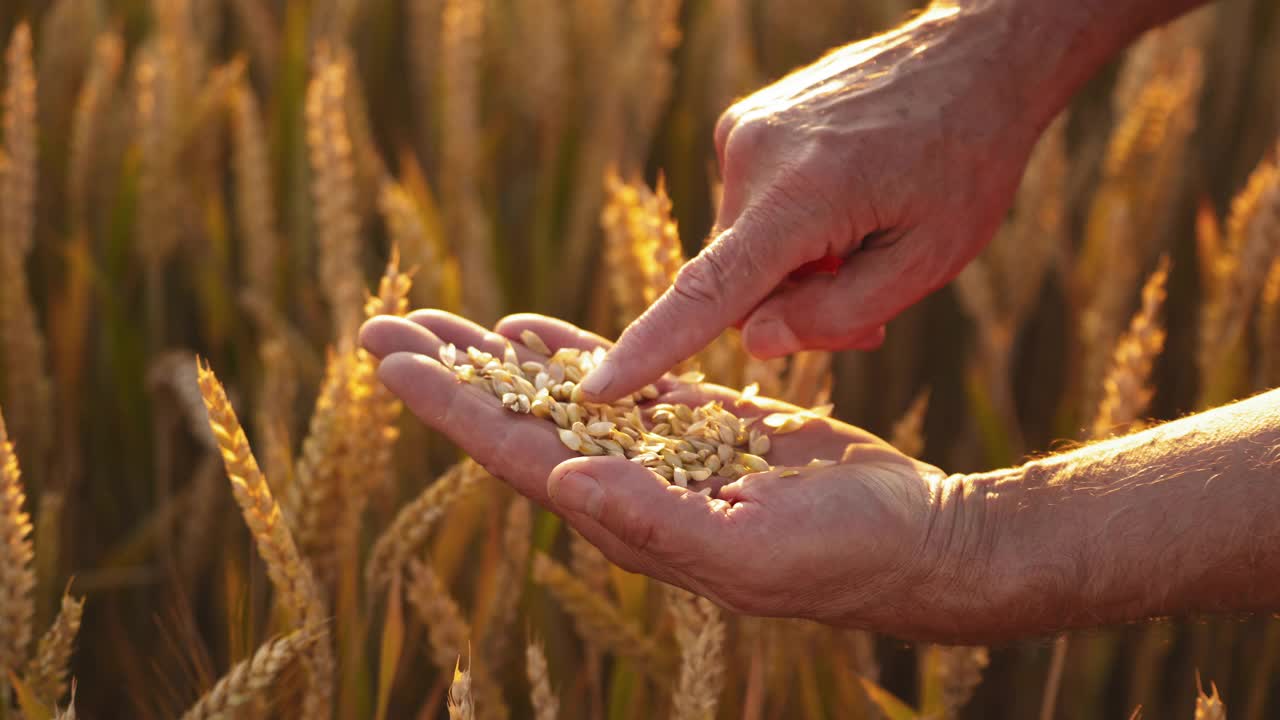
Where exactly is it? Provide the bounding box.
[970,389,1280,640]
[939,0,1211,130]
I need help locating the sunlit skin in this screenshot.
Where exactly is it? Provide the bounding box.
[359,0,1280,644]
[362,313,1280,644]
[578,0,1209,401]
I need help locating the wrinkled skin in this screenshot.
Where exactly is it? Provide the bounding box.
[580,5,1048,401]
[360,312,973,638]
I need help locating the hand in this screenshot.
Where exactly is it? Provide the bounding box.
[580,5,1057,402]
[360,311,999,641]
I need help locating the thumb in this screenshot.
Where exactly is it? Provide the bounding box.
[740,237,928,357]
[546,455,731,572]
[581,214,803,401]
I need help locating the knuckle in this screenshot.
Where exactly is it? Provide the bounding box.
[671,249,731,307]
[714,108,739,154]
[723,113,776,165]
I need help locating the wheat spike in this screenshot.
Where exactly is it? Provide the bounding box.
[4,23,36,258]
[933,645,990,719]
[668,587,726,720]
[480,496,532,665]
[509,0,568,142]
[0,404,35,675]
[195,360,334,718]
[526,638,559,720]
[569,529,612,598]
[1194,676,1226,720]
[254,339,297,499]
[889,388,931,458]
[448,657,476,720]
[366,459,480,590]
[24,592,84,705]
[379,180,441,308]
[133,40,182,270]
[230,79,281,302]
[306,47,364,347]
[1093,258,1169,438]
[1200,145,1280,376]
[286,349,358,586]
[178,631,308,720]
[68,31,123,230]
[0,23,52,484]
[531,552,671,684]
[441,0,500,324]
[406,558,508,720]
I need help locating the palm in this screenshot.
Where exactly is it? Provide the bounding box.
[361,311,941,626]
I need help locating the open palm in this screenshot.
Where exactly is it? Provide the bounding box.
[361,311,962,638]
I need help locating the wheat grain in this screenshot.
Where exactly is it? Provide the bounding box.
[24,592,84,705]
[0,403,35,675]
[525,638,559,720]
[441,335,789,486]
[531,552,672,684]
[178,631,308,720]
[668,587,725,720]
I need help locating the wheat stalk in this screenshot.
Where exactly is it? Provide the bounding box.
[532,552,672,684]
[525,638,559,720]
[366,459,481,591]
[24,591,84,705]
[306,47,364,347]
[0,403,35,675]
[668,587,726,720]
[195,359,334,718]
[178,631,309,720]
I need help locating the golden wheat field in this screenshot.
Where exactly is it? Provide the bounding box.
[0,0,1278,717]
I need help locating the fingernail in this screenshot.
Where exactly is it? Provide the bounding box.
[743,317,799,357]
[579,361,615,399]
[548,471,604,519]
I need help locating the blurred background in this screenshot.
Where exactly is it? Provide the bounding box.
[0,0,1277,717]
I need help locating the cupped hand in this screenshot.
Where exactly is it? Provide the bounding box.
[361,311,992,641]
[580,5,1053,402]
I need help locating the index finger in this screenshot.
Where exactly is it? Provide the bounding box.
[580,217,804,402]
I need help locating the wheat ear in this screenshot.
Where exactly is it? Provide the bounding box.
[526,638,559,720]
[406,558,509,720]
[195,360,334,718]
[668,587,726,720]
[366,459,480,591]
[178,631,309,720]
[24,591,84,705]
[889,388,931,458]
[531,552,672,684]
[1092,257,1170,438]
[480,496,532,667]
[448,656,476,720]
[230,79,281,302]
[0,403,35,674]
